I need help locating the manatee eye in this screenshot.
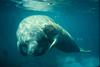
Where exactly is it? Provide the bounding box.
[19,42,28,56]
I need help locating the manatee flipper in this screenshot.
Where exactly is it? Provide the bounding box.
[49,34,59,50]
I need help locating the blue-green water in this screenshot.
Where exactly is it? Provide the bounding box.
[0,0,99,67]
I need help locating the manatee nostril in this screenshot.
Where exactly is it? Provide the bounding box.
[19,42,28,56]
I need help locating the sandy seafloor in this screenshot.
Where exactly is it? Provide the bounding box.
[0,0,99,67]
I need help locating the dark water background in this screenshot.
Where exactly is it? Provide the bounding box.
[0,0,99,67]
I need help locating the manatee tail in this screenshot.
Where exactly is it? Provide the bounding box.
[80,48,91,53]
[48,24,91,54]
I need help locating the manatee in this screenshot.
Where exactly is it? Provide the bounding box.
[16,15,90,56]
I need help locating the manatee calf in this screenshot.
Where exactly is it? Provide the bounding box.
[16,15,89,56]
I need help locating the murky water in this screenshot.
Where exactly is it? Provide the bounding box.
[0,0,99,67]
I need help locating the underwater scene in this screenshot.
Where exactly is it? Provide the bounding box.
[0,0,99,67]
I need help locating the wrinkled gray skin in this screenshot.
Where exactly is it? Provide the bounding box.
[16,15,80,56]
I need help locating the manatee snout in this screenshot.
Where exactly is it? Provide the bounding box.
[18,38,50,56]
